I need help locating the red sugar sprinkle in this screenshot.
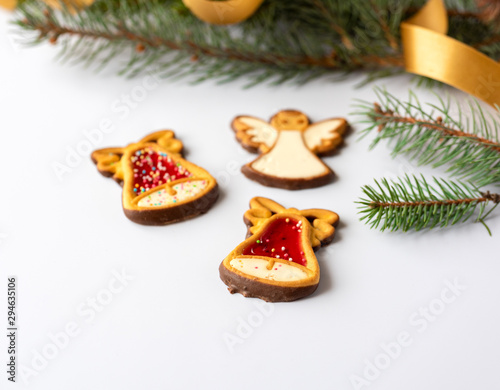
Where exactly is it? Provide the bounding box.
[130,147,191,195]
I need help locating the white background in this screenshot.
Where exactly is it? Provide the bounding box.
[1,10,500,390]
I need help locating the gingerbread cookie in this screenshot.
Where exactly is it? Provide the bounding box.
[219,197,339,302]
[232,110,348,190]
[91,131,218,225]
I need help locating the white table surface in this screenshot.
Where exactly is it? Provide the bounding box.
[1,11,500,390]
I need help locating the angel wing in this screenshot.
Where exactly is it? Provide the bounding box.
[303,118,348,155]
[232,116,279,153]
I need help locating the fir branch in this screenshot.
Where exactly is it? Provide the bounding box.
[12,0,500,83]
[354,88,500,187]
[367,0,399,51]
[16,0,403,83]
[29,9,346,70]
[473,33,500,49]
[310,0,354,50]
[357,175,500,234]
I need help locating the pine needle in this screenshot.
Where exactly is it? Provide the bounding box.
[353,88,500,187]
[357,175,500,234]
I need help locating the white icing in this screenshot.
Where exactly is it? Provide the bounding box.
[229,257,309,282]
[137,179,208,207]
[239,117,278,149]
[304,119,343,150]
[250,130,328,178]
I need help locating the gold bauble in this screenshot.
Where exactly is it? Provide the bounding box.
[0,0,16,11]
[182,0,264,25]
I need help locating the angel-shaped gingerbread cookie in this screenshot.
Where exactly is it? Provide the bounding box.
[91,131,218,225]
[219,197,339,302]
[232,110,348,189]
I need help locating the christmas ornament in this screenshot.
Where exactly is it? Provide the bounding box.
[182,0,264,25]
[43,0,94,9]
[219,197,339,302]
[0,0,16,10]
[91,131,218,225]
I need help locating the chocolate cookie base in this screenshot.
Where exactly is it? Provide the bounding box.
[219,262,318,302]
[123,184,219,226]
[241,165,334,190]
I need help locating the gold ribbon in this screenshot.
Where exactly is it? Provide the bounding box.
[401,0,500,107]
[182,0,264,25]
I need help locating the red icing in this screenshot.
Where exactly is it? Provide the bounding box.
[131,147,191,195]
[243,217,307,266]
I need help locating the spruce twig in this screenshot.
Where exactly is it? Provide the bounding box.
[354,88,500,187]
[12,0,500,83]
[357,175,500,234]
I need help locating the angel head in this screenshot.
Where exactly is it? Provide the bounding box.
[270,110,310,131]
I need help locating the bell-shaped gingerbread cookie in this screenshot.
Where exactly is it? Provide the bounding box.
[219,197,339,302]
[232,110,348,190]
[91,131,218,225]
